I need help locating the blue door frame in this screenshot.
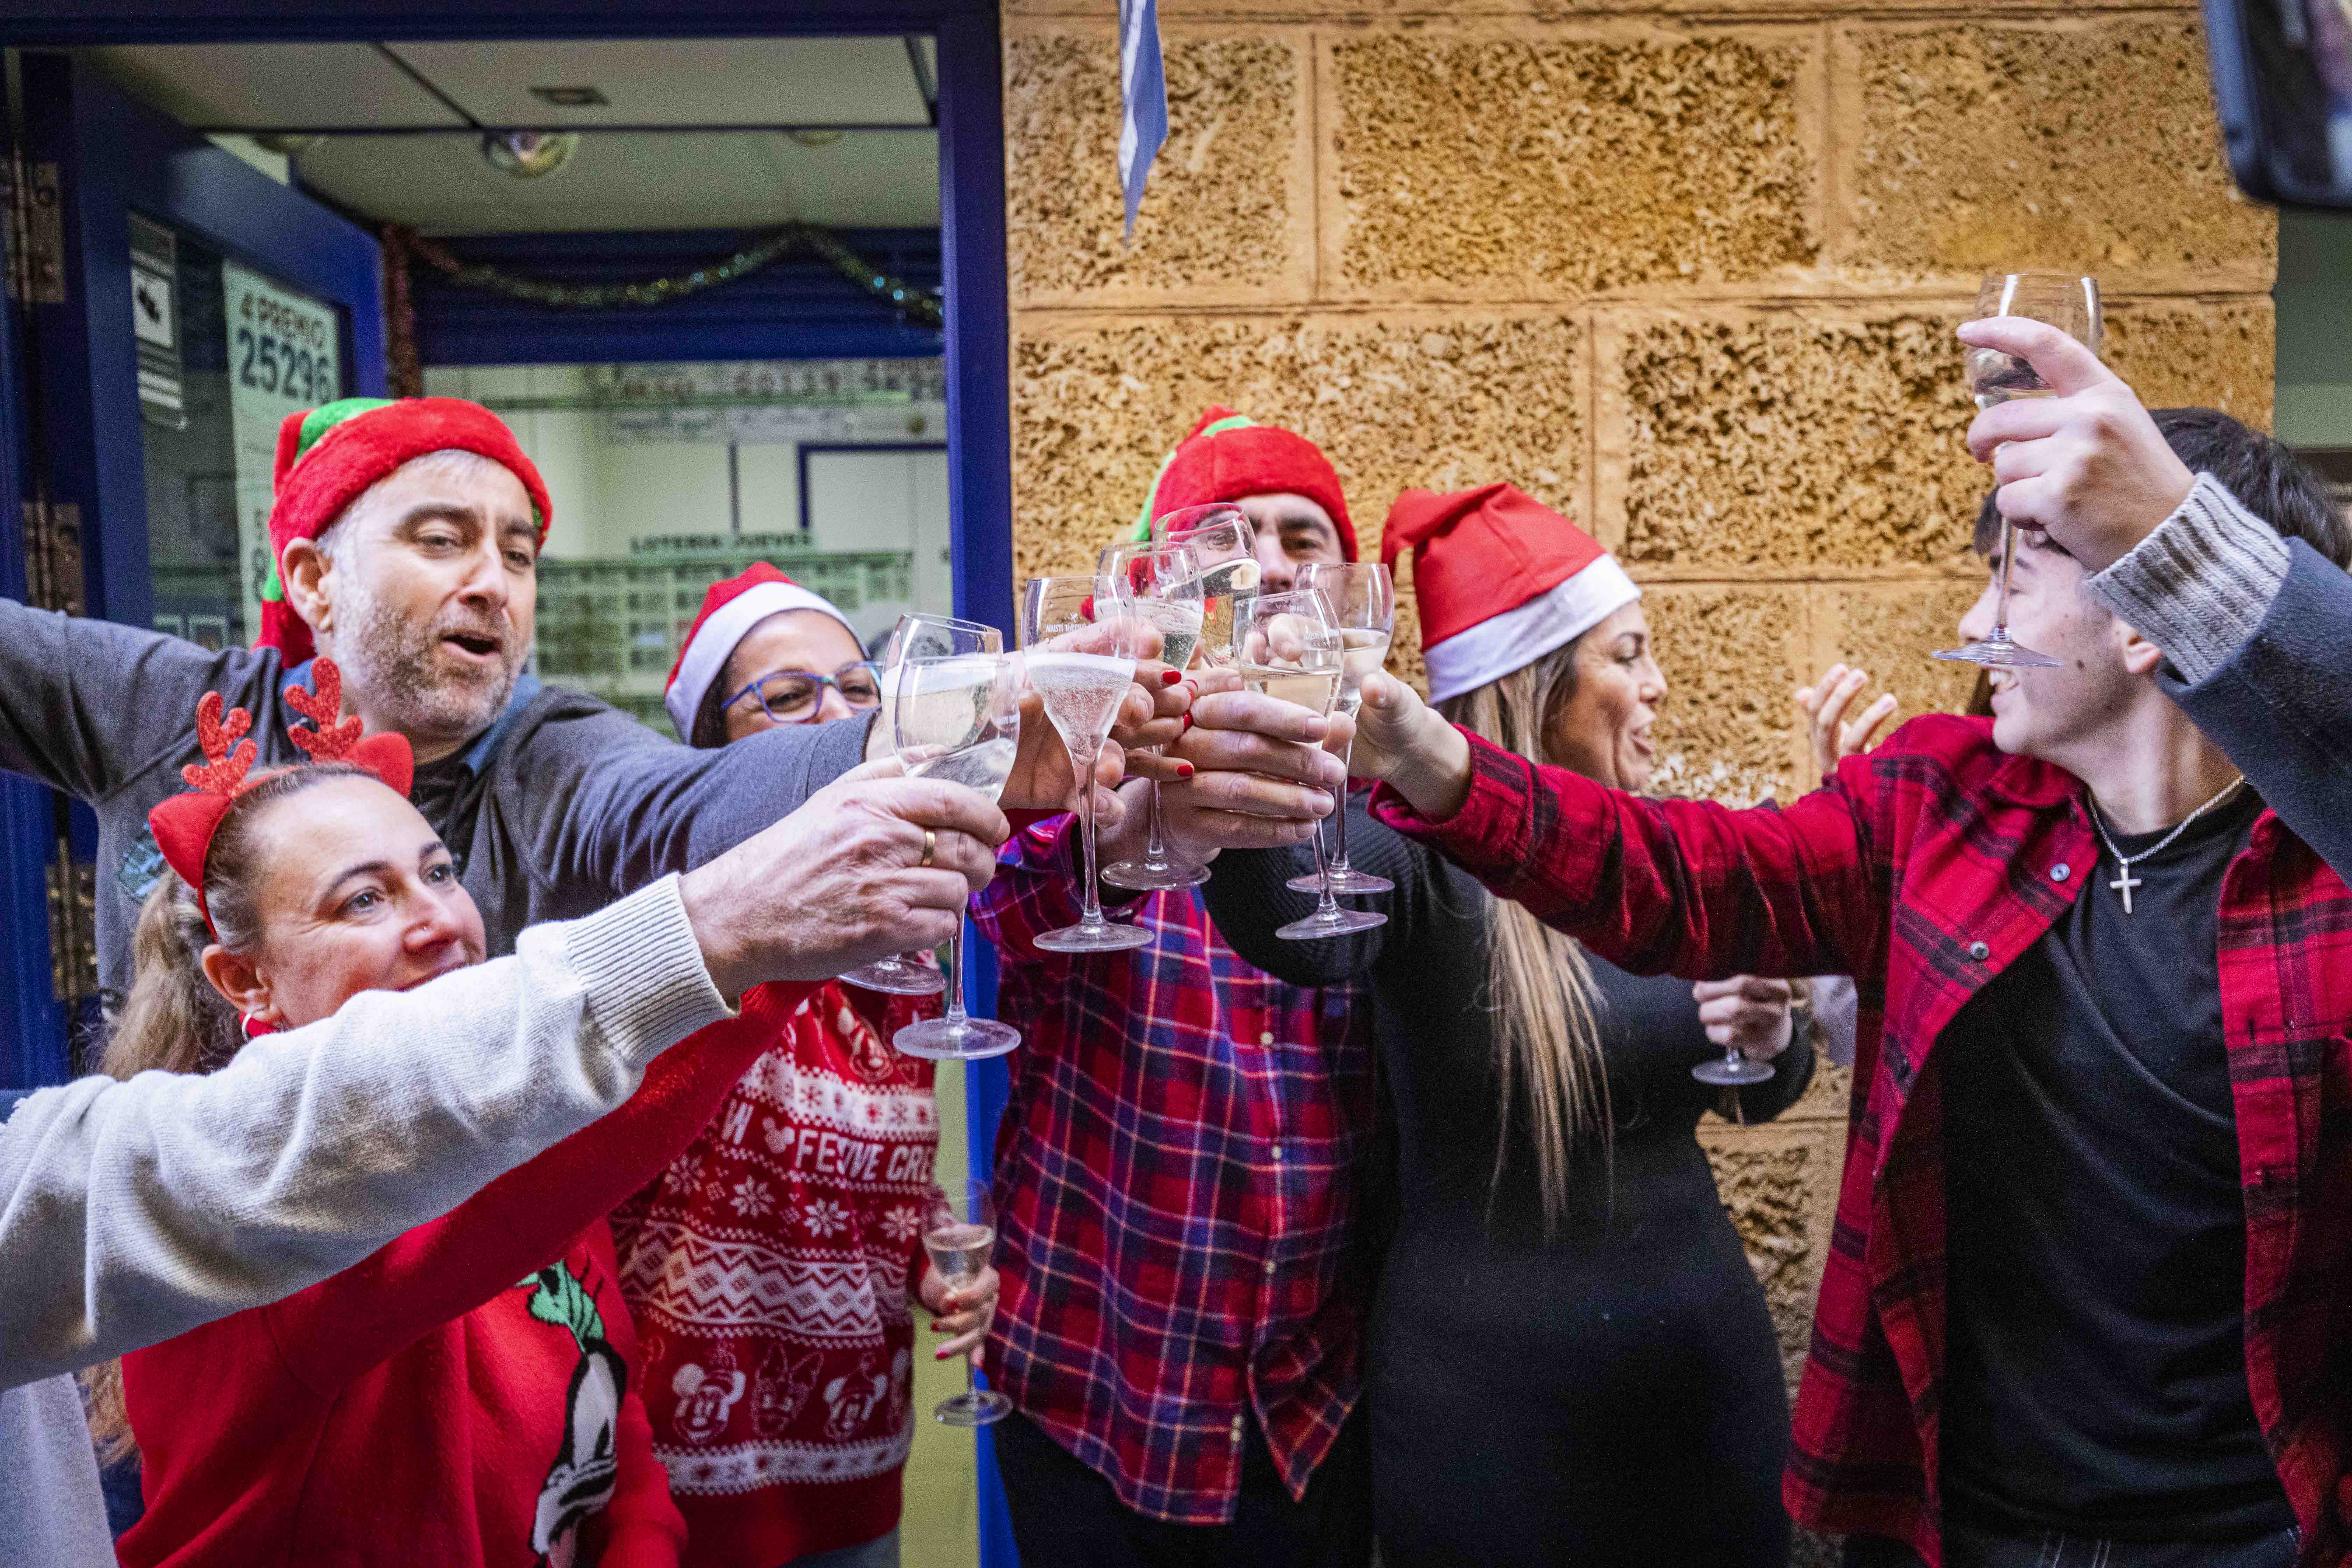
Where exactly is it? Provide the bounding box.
[4,7,1021,1559]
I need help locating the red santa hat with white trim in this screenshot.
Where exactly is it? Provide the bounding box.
[664,563,863,744]
[1382,483,1640,705]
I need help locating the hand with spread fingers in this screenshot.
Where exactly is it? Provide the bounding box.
[1794,664,1899,781]
[678,757,1010,996]
[1692,975,1797,1063]
[1958,316,2196,575]
[1093,671,1342,869]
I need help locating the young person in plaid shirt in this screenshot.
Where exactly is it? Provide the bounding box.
[971,411,1383,1568]
[1344,368,2352,1566]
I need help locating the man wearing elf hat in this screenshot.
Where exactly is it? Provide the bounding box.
[971,406,1379,1567]
[0,395,1067,1002]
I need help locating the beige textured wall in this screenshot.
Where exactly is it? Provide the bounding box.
[1001,0,2273,1536]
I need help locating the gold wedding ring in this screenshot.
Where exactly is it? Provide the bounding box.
[919,828,937,868]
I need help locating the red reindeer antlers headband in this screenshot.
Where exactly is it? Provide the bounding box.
[147,659,414,939]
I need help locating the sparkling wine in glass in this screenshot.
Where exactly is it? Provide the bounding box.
[891,651,1024,1060]
[926,1180,1011,1427]
[1020,575,1154,953]
[1097,539,1209,892]
[1238,591,1387,941]
[841,612,1006,998]
[1149,504,1261,670]
[1934,271,2102,671]
[1285,562,1397,899]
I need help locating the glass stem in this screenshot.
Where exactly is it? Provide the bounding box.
[1991,517,2021,642]
[1074,742,1106,925]
[1329,736,1356,874]
[1309,805,1339,922]
[941,927,969,1026]
[1143,768,1170,867]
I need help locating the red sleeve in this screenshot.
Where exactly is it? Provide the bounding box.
[1370,727,1883,982]
[263,981,814,1398]
[587,1371,685,1568]
[967,814,1144,971]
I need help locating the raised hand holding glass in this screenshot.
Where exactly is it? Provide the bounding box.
[1286,562,1396,898]
[1097,539,1209,891]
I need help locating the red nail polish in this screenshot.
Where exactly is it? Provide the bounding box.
[1176,763,1195,778]
[1162,669,1183,686]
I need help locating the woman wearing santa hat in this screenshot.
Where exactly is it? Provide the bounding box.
[1200,484,1808,1567]
[607,565,997,1568]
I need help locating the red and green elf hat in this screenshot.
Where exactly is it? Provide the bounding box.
[1128,406,1358,562]
[257,396,554,665]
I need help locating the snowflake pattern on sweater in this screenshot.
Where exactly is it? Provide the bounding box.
[612,983,938,1568]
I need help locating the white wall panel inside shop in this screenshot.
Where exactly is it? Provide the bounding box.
[423,359,950,733]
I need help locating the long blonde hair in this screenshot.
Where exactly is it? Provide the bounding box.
[1437,640,1611,1234]
[82,765,368,1462]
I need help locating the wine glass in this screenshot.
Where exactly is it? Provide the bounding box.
[1096,539,1209,891]
[1148,504,1260,668]
[925,1180,1012,1427]
[841,612,1005,997]
[1019,574,1154,953]
[1934,271,2102,670]
[1285,562,1396,899]
[1236,591,1386,941]
[891,650,1024,1060]
[1692,1026,1777,1087]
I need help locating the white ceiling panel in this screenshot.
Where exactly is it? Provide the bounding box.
[89,44,465,130]
[387,37,932,128]
[293,130,940,235]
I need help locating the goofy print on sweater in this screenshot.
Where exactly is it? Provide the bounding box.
[613,982,941,1568]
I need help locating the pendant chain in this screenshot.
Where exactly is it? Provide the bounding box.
[2086,775,2247,915]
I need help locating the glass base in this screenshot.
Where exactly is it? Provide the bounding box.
[1286,867,1395,896]
[1277,906,1388,941]
[1103,856,1211,891]
[841,957,946,997]
[1034,918,1155,954]
[934,1388,1013,1427]
[1932,634,2061,670]
[895,1015,1022,1061]
[1693,1055,1777,1086]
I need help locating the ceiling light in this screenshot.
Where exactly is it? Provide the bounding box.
[786,129,845,147]
[529,86,609,108]
[480,130,579,179]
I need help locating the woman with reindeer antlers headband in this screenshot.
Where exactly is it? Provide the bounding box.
[0,659,1004,1568]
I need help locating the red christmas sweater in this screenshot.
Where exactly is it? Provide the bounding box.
[117,982,812,1568]
[611,983,939,1568]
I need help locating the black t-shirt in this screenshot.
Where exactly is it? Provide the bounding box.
[1938,784,2292,1542]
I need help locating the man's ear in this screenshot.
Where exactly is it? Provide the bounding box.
[280,536,335,640]
[200,943,279,1025]
[2117,620,2166,679]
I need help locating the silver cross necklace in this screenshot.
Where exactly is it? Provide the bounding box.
[2086,776,2246,915]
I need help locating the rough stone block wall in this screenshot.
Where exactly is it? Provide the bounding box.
[1002,0,2274,1552]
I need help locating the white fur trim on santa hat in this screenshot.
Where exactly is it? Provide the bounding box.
[663,580,862,739]
[1422,555,1641,705]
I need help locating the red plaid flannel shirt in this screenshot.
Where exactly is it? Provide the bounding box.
[969,813,1378,1525]
[1373,716,2352,1567]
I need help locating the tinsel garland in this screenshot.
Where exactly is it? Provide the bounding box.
[399,224,945,328]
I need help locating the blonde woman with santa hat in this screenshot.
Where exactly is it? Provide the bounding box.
[606,565,998,1568]
[1199,484,1808,1568]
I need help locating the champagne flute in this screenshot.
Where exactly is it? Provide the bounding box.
[1934,271,2102,670]
[1285,562,1396,898]
[1691,1000,1778,1087]
[1148,504,1260,667]
[1237,591,1387,941]
[891,650,1024,1060]
[1020,575,1154,953]
[841,611,1004,997]
[925,1179,1012,1426]
[1096,539,1209,891]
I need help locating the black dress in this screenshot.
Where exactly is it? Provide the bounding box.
[1204,793,1808,1568]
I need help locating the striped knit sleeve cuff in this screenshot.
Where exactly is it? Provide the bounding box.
[2086,472,2291,687]
[561,874,733,1070]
